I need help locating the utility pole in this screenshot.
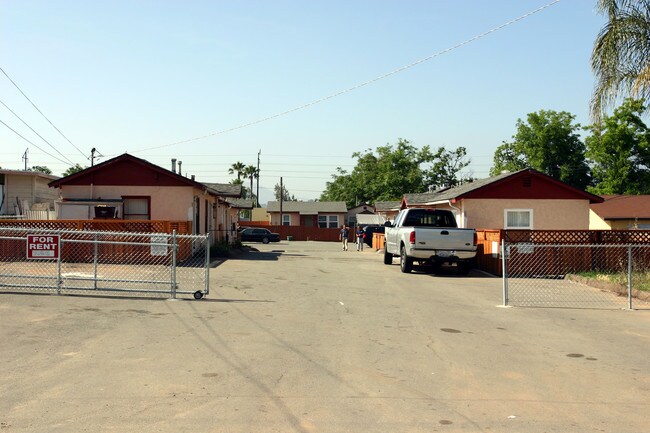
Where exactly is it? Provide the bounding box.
[22,148,28,170]
[279,176,283,225]
[91,148,96,166]
[256,150,261,208]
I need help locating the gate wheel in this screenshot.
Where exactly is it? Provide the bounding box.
[193,291,204,300]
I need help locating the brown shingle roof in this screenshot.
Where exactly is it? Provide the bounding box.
[590,195,650,219]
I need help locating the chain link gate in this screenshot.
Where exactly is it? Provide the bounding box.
[502,241,650,310]
[0,227,210,299]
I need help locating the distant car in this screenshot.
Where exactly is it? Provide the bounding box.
[239,228,280,244]
[362,225,385,247]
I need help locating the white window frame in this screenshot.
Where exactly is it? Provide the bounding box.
[318,214,339,228]
[282,214,290,226]
[504,209,533,229]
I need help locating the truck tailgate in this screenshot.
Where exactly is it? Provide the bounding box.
[412,228,475,251]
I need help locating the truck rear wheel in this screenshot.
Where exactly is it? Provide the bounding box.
[400,246,413,273]
[457,261,471,275]
[383,247,392,265]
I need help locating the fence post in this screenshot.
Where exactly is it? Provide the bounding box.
[171,230,177,299]
[93,233,99,290]
[627,245,633,310]
[204,235,210,296]
[502,240,508,306]
[56,233,62,295]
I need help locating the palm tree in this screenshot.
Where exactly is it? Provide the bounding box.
[227,161,246,182]
[243,165,259,206]
[591,0,650,120]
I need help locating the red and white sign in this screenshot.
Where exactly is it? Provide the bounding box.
[26,234,60,259]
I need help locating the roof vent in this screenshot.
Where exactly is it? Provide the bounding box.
[171,158,177,173]
[522,176,532,187]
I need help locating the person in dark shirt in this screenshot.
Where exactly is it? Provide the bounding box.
[356,227,364,251]
[339,225,349,251]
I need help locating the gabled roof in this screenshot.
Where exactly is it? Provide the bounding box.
[48,153,208,190]
[591,195,650,220]
[402,169,603,207]
[203,183,242,197]
[226,198,254,209]
[374,201,401,211]
[266,201,347,215]
[1,169,59,181]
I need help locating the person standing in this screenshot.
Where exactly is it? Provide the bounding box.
[339,225,349,251]
[356,227,364,251]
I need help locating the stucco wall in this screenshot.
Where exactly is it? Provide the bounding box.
[588,209,612,230]
[270,212,300,226]
[251,208,268,222]
[461,199,591,230]
[608,219,650,229]
[59,185,204,221]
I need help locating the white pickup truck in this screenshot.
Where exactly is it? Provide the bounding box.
[383,208,477,274]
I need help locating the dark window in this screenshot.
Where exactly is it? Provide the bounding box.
[122,196,150,220]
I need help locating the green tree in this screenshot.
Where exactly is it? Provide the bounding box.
[585,98,650,194]
[321,139,432,207]
[490,110,591,189]
[423,146,472,189]
[243,165,259,206]
[62,164,85,177]
[31,166,52,175]
[321,139,470,207]
[274,183,296,201]
[227,161,246,182]
[591,0,650,119]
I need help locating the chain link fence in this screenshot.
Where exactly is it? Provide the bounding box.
[0,227,209,299]
[502,242,650,310]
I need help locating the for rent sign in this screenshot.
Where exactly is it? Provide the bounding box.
[27,235,60,259]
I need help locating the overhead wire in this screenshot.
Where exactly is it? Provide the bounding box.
[134,0,562,152]
[0,66,87,161]
[0,98,76,165]
[0,118,77,166]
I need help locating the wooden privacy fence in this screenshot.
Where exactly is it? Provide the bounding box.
[475,229,650,276]
[0,219,192,234]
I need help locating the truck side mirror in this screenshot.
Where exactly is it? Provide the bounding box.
[384,221,392,227]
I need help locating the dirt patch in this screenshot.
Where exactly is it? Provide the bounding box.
[566,274,650,302]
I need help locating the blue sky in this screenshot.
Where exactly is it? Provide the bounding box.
[1,1,605,203]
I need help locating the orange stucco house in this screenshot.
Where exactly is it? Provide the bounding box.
[401,169,603,230]
[48,153,245,244]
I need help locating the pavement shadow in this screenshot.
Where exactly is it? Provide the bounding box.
[408,264,499,278]
[226,248,282,261]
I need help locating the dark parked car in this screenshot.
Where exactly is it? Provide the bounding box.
[239,228,280,244]
[362,225,385,247]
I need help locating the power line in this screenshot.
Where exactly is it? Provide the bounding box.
[134,0,562,153]
[0,66,87,160]
[0,118,76,166]
[0,98,76,165]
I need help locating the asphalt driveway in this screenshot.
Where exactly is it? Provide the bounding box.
[1,241,648,432]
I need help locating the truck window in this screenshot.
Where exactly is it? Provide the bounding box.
[403,209,457,228]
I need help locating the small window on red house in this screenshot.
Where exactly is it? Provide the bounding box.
[123,197,150,220]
